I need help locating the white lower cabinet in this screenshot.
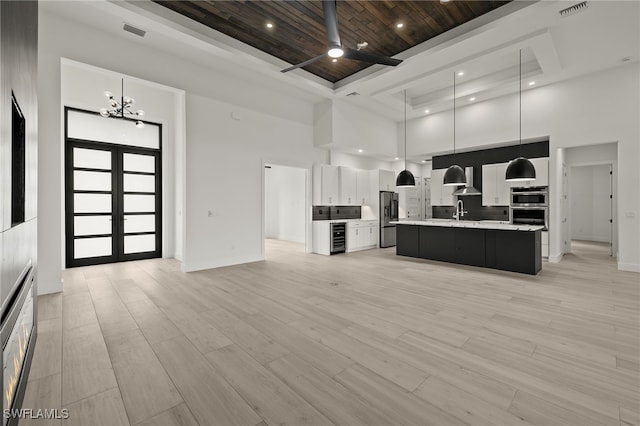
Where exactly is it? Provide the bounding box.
[542,230,549,258]
[312,222,331,255]
[347,221,378,252]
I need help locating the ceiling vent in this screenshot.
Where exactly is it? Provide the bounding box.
[123,23,146,38]
[346,92,360,97]
[559,1,589,18]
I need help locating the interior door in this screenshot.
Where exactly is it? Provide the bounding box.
[66,141,162,267]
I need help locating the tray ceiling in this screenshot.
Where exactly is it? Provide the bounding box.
[154,0,511,83]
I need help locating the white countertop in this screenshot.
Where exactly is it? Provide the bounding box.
[391,219,544,231]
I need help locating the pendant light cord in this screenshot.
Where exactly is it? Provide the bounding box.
[404,89,407,170]
[453,72,456,155]
[121,78,124,119]
[519,49,522,157]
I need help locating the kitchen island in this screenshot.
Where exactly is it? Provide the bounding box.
[391,220,543,275]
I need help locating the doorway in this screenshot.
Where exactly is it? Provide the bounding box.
[264,164,308,256]
[569,163,613,255]
[64,109,162,267]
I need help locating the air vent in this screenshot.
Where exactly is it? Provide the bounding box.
[123,23,146,38]
[559,1,588,17]
[346,92,360,97]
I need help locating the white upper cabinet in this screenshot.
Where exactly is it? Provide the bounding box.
[430,169,455,206]
[339,167,358,205]
[356,169,371,205]
[509,157,549,188]
[532,157,549,187]
[313,164,340,205]
[379,169,395,191]
[482,162,510,206]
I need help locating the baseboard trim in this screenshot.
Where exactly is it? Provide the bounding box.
[618,262,640,273]
[548,253,563,263]
[182,255,264,273]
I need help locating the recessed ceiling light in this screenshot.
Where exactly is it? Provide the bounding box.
[394,157,399,161]
[528,81,536,86]
[424,109,430,114]
[440,0,452,3]
[457,71,464,76]
[421,160,426,163]
[396,23,404,29]
[332,58,337,63]
[266,22,274,29]
[358,149,363,153]
[469,97,476,101]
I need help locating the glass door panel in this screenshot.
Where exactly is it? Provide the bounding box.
[123,194,155,213]
[124,215,155,233]
[74,237,112,259]
[74,216,112,236]
[123,153,155,173]
[124,234,156,254]
[73,170,112,191]
[73,147,111,169]
[73,193,112,213]
[123,174,155,192]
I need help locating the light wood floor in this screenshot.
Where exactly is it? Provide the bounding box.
[23,240,639,426]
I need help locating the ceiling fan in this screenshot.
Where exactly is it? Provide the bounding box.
[281,0,403,73]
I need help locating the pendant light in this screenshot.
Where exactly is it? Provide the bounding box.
[443,71,466,186]
[396,89,415,187]
[505,49,536,181]
[100,78,145,128]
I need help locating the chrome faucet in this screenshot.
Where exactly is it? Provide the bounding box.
[453,199,467,221]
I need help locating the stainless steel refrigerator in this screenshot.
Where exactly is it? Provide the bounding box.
[380,191,398,247]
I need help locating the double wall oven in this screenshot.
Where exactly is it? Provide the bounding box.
[510,186,548,230]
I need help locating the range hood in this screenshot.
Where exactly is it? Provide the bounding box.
[453,167,481,196]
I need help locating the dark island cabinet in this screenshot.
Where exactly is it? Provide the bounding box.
[455,228,486,267]
[396,225,420,257]
[419,226,454,262]
[485,229,541,275]
[396,224,541,275]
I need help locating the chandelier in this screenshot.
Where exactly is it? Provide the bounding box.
[99,78,145,128]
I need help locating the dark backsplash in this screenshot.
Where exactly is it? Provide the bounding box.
[433,199,510,221]
[312,205,361,220]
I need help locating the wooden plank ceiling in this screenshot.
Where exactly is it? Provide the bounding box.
[154,1,511,83]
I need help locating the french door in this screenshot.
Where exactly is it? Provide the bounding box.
[65,140,162,267]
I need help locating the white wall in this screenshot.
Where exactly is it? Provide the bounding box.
[315,99,398,158]
[570,165,612,243]
[406,64,639,271]
[265,165,306,244]
[329,151,392,171]
[38,8,325,291]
